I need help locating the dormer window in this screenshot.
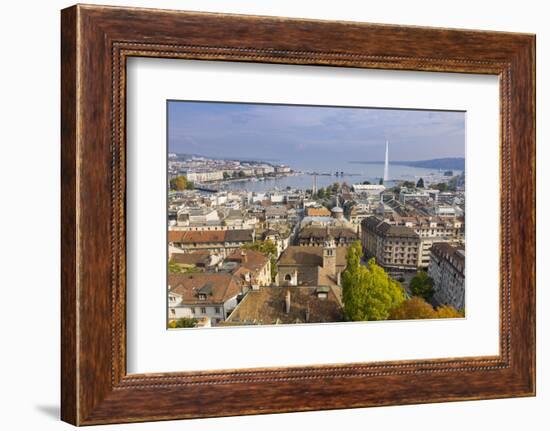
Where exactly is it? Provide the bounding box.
[198,293,207,300]
[315,287,330,299]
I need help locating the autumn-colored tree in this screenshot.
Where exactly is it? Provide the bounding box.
[434,305,464,318]
[389,296,436,320]
[169,175,187,191]
[389,296,464,320]
[409,271,434,301]
[243,239,278,281]
[342,241,405,321]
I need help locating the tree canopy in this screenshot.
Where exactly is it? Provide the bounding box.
[388,296,435,320]
[169,175,194,191]
[431,182,449,192]
[168,261,201,274]
[169,317,198,328]
[409,271,434,301]
[342,241,405,321]
[168,261,183,274]
[389,296,464,320]
[416,177,425,188]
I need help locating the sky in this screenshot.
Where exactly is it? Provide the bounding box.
[168,101,465,168]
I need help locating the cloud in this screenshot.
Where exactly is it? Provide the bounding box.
[168,101,465,162]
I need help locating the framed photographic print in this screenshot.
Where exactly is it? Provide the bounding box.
[61,4,536,425]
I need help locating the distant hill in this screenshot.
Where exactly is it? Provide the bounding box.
[350,157,465,171]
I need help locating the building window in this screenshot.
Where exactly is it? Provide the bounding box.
[190,307,195,314]
[170,309,175,316]
[285,274,292,281]
[215,307,221,314]
[201,307,207,314]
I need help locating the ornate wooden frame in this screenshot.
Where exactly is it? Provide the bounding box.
[61,4,536,425]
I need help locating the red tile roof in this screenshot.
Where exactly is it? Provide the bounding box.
[169,273,242,304]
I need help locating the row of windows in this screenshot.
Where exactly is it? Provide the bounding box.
[189,306,221,315]
[170,306,222,315]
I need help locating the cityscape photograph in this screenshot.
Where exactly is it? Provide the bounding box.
[167,101,466,329]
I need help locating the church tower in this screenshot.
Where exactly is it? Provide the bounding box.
[322,227,337,276]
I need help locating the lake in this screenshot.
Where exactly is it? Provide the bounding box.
[220,162,462,193]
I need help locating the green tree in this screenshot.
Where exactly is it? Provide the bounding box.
[416,177,425,188]
[432,182,449,192]
[409,271,434,301]
[168,261,183,273]
[238,170,246,178]
[342,241,405,321]
[379,177,384,185]
[362,180,371,185]
[448,176,458,191]
[169,175,188,191]
[317,188,326,199]
[243,240,278,281]
[402,180,415,188]
[169,317,198,328]
[223,171,230,179]
[185,181,194,190]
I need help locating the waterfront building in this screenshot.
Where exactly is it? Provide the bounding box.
[182,169,224,183]
[351,184,386,196]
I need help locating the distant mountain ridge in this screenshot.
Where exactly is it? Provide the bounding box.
[350,157,465,171]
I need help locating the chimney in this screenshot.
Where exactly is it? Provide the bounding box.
[285,290,291,314]
[241,250,247,263]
